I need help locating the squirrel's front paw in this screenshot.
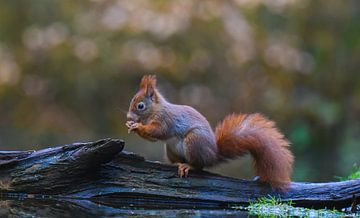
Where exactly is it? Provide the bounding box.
[125,120,134,128]
[126,121,140,133]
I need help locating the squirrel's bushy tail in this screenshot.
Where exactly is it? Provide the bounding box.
[215,113,294,190]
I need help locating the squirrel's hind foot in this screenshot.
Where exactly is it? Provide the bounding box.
[177,163,192,178]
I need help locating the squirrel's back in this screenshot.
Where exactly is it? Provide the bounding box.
[159,103,215,139]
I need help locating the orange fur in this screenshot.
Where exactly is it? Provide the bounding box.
[140,75,157,97]
[215,113,294,190]
[136,121,166,141]
[127,75,294,191]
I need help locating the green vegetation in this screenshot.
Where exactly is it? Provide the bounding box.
[337,164,360,181]
[234,197,352,218]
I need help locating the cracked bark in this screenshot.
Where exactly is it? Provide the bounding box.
[0,138,359,216]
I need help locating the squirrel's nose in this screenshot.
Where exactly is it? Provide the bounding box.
[127,112,138,121]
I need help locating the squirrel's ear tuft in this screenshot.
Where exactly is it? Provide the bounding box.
[140,75,157,98]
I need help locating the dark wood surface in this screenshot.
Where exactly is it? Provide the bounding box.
[0,138,359,216]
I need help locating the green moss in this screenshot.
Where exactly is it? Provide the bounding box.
[337,164,360,181]
[231,197,353,218]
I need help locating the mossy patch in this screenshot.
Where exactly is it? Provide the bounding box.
[231,196,357,218]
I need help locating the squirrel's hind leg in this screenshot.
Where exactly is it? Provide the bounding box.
[184,129,218,168]
[165,145,193,178]
[164,144,186,163]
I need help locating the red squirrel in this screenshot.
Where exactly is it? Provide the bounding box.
[126,75,294,190]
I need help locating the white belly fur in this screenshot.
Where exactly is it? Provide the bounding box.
[164,137,186,159]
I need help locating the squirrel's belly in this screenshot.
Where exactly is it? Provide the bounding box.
[164,137,186,159]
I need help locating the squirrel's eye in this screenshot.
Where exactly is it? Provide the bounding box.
[137,102,145,111]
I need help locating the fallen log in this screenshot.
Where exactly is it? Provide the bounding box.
[0,138,359,216]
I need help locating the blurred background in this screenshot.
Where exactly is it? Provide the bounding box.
[0,0,359,182]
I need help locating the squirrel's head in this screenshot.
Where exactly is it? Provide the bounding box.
[127,75,160,123]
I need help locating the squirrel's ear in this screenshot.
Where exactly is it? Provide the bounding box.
[140,75,157,99]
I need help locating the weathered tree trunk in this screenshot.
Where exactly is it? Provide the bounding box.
[0,138,359,216]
